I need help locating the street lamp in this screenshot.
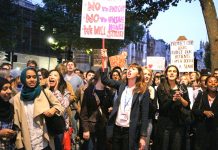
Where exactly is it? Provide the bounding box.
[47,36,55,44]
[47,36,57,70]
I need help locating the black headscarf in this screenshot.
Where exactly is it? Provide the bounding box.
[0,77,14,122]
[20,67,41,102]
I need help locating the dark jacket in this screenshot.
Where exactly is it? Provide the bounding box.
[80,84,113,133]
[192,91,218,150]
[101,68,149,150]
[154,84,190,150]
[156,84,190,126]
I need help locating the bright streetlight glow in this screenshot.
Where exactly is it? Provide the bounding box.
[47,36,55,44]
[142,58,146,63]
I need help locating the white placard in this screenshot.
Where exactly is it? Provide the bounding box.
[170,40,194,72]
[80,0,126,39]
[147,56,165,70]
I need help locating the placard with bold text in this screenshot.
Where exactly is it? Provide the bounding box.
[81,0,126,39]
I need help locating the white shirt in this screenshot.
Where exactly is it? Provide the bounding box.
[23,101,48,150]
[115,87,133,127]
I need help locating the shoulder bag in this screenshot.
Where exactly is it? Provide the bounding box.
[42,89,66,136]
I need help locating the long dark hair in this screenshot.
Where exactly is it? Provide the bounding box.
[159,65,180,95]
[49,69,67,95]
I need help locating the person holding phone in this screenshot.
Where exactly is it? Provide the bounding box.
[0,77,16,149]
[154,65,190,150]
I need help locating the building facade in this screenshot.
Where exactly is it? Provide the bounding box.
[121,30,170,69]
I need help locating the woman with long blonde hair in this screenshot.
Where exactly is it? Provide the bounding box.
[142,67,158,150]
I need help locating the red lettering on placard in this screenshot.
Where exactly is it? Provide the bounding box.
[88,2,101,11]
[86,14,99,23]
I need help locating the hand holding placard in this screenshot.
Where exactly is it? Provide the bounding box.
[101,49,108,70]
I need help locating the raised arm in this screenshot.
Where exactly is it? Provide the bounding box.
[100,49,122,90]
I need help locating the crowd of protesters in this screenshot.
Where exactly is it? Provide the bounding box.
[0,51,217,150]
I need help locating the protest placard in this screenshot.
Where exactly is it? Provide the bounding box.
[109,53,127,70]
[170,40,194,72]
[80,0,126,39]
[147,56,165,71]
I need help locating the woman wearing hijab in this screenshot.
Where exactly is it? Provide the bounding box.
[0,77,16,150]
[12,67,64,150]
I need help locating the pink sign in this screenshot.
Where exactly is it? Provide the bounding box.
[80,0,126,40]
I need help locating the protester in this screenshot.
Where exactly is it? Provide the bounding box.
[64,61,83,125]
[26,60,38,69]
[189,71,200,90]
[152,72,162,89]
[55,63,77,105]
[10,69,22,96]
[101,49,149,150]
[109,69,122,101]
[110,69,122,81]
[47,69,71,149]
[121,69,127,82]
[180,75,190,86]
[192,75,218,150]
[79,70,96,106]
[65,61,83,94]
[12,67,64,149]
[199,74,209,92]
[0,68,11,81]
[80,69,113,150]
[60,61,82,148]
[143,67,158,150]
[0,77,16,150]
[0,63,12,71]
[37,68,49,88]
[74,69,84,80]
[154,65,190,150]
[112,66,122,75]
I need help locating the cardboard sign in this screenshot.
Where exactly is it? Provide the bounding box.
[80,0,126,39]
[109,53,127,70]
[170,40,194,72]
[147,56,165,70]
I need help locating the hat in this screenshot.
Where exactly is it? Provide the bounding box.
[0,77,10,90]
[10,69,21,79]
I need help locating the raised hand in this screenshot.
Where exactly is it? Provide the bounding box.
[101,49,108,59]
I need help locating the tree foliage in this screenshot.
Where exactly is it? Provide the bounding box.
[36,0,195,56]
[35,0,147,55]
[36,0,218,69]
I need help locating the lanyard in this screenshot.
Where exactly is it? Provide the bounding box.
[123,87,132,111]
